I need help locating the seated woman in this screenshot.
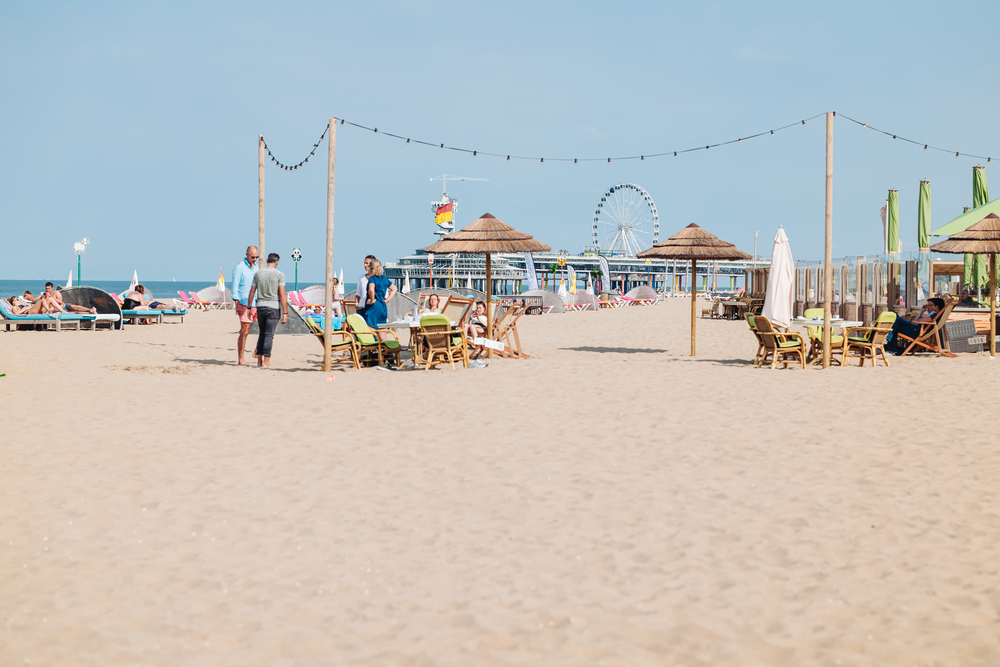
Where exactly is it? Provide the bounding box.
[464,300,488,340]
[887,297,945,354]
[8,295,50,315]
[122,285,169,324]
[407,293,442,319]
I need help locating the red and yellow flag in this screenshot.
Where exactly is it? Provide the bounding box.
[434,202,454,225]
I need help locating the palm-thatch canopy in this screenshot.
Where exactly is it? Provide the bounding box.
[931,212,1000,357]
[928,213,1000,255]
[636,223,751,261]
[423,213,551,254]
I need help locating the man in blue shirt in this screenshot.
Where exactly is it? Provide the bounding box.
[232,245,259,365]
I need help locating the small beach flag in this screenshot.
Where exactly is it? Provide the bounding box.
[402,270,411,294]
[558,278,568,301]
[466,273,472,289]
[434,202,454,225]
[217,268,225,292]
[586,273,593,295]
[66,270,73,288]
[127,270,138,294]
[337,268,345,297]
[568,266,577,294]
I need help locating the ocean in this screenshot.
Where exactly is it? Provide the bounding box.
[0,279,355,301]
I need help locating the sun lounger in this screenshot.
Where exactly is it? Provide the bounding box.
[177,291,199,308]
[0,299,95,332]
[121,309,188,325]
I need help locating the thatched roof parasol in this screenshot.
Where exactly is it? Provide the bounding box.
[637,224,750,356]
[637,223,752,261]
[928,213,1000,254]
[423,214,551,360]
[423,213,550,254]
[930,212,1000,356]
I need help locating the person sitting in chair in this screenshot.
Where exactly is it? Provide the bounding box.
[887,297,945,355]
[464,300,488,341]
[958,288,981,308]
[407,293,442,319]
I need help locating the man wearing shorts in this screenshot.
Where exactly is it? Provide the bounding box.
[232,245,259,365]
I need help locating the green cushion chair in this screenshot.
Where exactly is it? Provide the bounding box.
[346,314,402,367]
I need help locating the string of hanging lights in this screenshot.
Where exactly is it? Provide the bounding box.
[260,111,995,172]
[260,122,330,171]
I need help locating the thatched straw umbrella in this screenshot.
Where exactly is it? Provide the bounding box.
[424,213,550,360]
[637,223,750,356]
[929,212,1000,357]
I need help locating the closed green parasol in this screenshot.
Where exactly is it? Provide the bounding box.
[917,180,931,299]
[974,166,990,289]
[887,189,900,254]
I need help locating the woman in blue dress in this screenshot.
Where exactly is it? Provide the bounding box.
[363,258,397,330]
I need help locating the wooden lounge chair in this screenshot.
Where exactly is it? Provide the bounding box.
[304,315,360,369]
[897,299,959,358]
[745,314,765,367]
[494,302,530,359]
[801,308,845,366]
[346,314,402,367]
[413,314,468,370]
[755,316,807,369]
[842,311,896,368]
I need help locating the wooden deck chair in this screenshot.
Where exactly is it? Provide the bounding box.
[897,299,958,358]
[745,314,766,367]
[843,311,895,368]
[304,315,360,369]
[494,302,530,359]
[442,297,474,328]
[802,307,845,365]
[414,314,468,370]
[345,314,402,367]
[755,316,807,369]
[469,301,509,360]
[416,292,451,315]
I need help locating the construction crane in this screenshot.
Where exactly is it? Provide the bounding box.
[430,174,488,236]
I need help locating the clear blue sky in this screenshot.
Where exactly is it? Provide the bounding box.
[2,1,999,282]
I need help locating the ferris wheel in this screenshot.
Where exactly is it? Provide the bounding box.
[591,183,659,256]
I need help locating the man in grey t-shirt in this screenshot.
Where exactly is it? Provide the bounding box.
[247,253,288,368]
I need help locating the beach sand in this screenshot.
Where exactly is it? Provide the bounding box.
[2,299,999,665]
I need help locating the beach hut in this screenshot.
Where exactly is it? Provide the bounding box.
[929,212,1000,357]
[638,223,750,356]
[424,213,550,359]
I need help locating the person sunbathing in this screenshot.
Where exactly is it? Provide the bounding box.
[123,285,169,323]
[8,295,51,315]
[32,282,96,314]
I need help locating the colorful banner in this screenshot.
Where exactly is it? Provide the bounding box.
[598,256,611,292]
[523,253,538,291]
[434,202,454,225]
[568,265,577,294]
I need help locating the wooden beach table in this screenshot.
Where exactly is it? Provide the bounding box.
[720,300,748,320]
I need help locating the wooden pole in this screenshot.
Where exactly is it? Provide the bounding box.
[822,112,834,368]
[486,252,493,361]
[690,258,697,356]
[991,253,996,358]
[258,136,265,272]
[322,120,337,372]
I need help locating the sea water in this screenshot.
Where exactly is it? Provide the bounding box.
[0,280,356,301]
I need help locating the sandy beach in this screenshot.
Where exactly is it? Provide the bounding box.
[2,299,999,666]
